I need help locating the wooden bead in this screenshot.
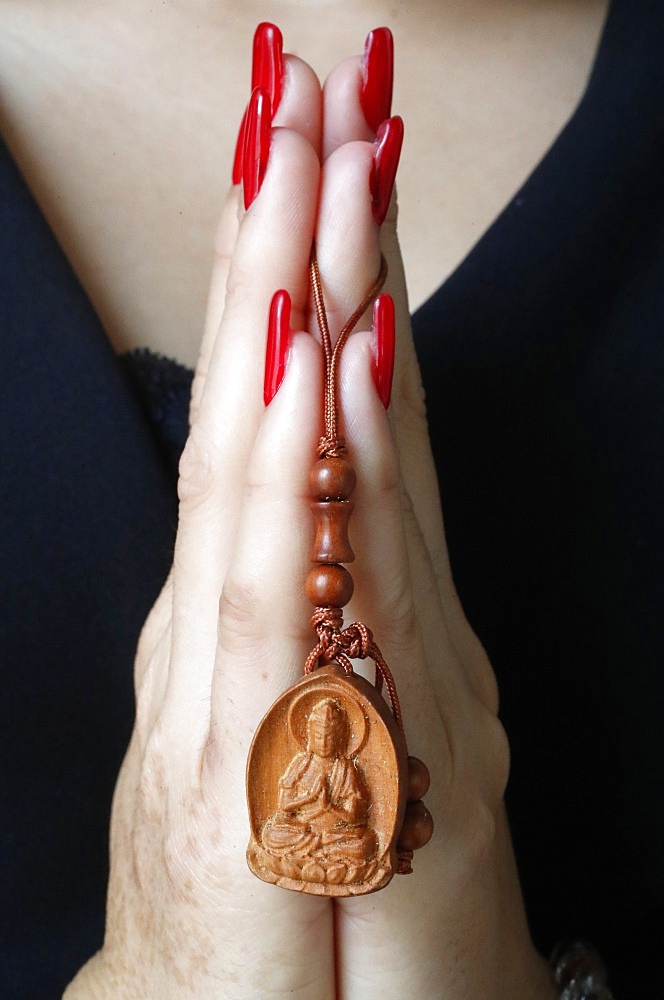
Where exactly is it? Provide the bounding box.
[306,564,354,608]
[310,500,355,563]
[396,799,434,852]
[406,756,430,801]
[310,457,356,501]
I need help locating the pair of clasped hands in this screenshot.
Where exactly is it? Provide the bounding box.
[66,24,554,1000]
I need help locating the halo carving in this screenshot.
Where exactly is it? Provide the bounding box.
[288,687,368,756]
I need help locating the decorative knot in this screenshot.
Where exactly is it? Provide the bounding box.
[304,610,403,736]
[341,622,374,659]
[305,613,375,672]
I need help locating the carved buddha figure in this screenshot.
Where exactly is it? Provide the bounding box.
[261,697,378,868]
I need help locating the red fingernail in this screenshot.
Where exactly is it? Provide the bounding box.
[360,27,394,134]
[232,23,283,185]
[253,23,284,113]
[243,87,272,210]
[232,106,248,185]
[370,116,404,225]
[372,294,395,409]
[264,290,292,405]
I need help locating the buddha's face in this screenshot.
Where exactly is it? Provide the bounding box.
[307,700,348,758]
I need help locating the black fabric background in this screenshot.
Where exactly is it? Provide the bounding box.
[413,3,664,989]
[0,132,179,993]
[2,0,663,994]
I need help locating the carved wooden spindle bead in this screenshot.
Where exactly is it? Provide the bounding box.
[310,499,355,564]
[396,799,434,853]
[406,756,430,801]
[306,564,354,608]
[310,457,356,501]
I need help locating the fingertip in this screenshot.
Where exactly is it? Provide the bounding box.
[338,330,395,454]
[274,329,323,403]
[278,54,324,157]
[322,56,374,158]
[259,329,324,455]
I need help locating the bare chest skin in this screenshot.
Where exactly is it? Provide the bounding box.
[0,1,608,368]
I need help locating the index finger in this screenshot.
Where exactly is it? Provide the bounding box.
[194,38,323,420]
[322,27,394,158]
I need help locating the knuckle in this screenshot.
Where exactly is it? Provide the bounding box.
[177,426,218,507]
[217,575,265,656]
[385,585,420,650]
[223,264,255,313]
[459,701,510,810]
[458,798,499,877]
[440,703,511,875]
[132,724,219,893]
[469,651,501,717]
[371,570,421,658]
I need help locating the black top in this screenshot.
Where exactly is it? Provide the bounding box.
[1,0,663,994]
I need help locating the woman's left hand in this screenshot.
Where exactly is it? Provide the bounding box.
[311,51,556,1000]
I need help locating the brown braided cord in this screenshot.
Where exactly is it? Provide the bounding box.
[305,252,406,738]
[310,252,388,457]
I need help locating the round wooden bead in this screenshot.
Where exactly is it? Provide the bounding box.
[310,457,356,501]
[306,564,354,608]
[406,756,430,801]
[396,799,434,853]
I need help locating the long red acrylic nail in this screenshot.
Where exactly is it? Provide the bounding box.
[232,105,248,185]
[370,116,404,226]
[253,22,284,112]
[233,22,283,184]
[264,290,292,405]
[243,87,272,210]
[372,294,395,409]
[360,27,394,134]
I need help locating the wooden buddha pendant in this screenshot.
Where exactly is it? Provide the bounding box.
[246,256,433,896]
[246,663,408,895]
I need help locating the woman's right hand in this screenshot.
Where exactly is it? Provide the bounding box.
[64,33,343,998]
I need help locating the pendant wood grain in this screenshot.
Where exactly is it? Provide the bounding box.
[246,663,408,896]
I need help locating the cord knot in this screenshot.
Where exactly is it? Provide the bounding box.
[342,622,374,658]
